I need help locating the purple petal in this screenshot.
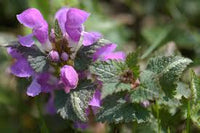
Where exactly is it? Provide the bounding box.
[18,34,34,47]
[89,89,101,107]
[61,52,69,61]
[27,78,41,97]
[17,8,48,44]
[10,58,33,77]
[66,8,90,28]
[7,47,33,77]
[33,25,48,44]
[16,8,46,28]
[55,7,69,34]
[83,32,102,46]
[74,122,88,130]
[66,26,82,42]
[93,43,117,61]
[37,73,57,93]
[101,51,126,61]
[45,92,56,115]
[60,65,79,93]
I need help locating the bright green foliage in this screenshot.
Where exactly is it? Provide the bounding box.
[74,39,110,71]
[90,60,130,98]
[147,56,192,96]
[55,80,96,122]
[96,93,150,123]
[125,51,140,79]
[90,60,125,83]
[130,70,160,103]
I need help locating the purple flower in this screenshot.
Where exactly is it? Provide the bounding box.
[82,32,102,46]
[61,52,69,61]
[55,7,101,45]
[60,65,79,93]
[45,92,56,115]
[27,73,57,97]
[93,43,126,61]
[7,47,33,77]
[89,89,101,107]
[74,121,88,130]
[17,8,48,46]
[49,50,60,62]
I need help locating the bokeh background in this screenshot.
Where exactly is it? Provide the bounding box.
[1,0,200,132]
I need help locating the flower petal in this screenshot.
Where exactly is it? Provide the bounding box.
[60,65,79,93]
[27,78,41,97]
[55,7,69,34]
[93,43,117,61]
[33,25,48,44]
[66,8,90,28]
[7,47,33,77]
[18,34,34,47]
[66,26,82,42]
[89,89,101,107]
[45,92,56,115]
[82,32,102,46]
[16,8,46,28]
[101,51,126,61]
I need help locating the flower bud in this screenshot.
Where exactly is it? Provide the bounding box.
[49,50,59,62]
[60,65,78,93]
[61,52,69,61]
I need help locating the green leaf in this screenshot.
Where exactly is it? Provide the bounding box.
[130,70,160,103]
[54,19,62,40]
[96,93,150,123]
[7,42,49,73]
[90,60,125,83]
[190,70,200,102]
[175,82,191,99]
[102,82,131,98]
[74,39,110,71]
[55,80,96,122]
[125,51,140,79]
[147,56,192,96]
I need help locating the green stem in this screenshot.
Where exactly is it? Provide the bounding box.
[36,96,49,133]
[156,101,161,133]
[186,100,191,133]
[132,121,137,133]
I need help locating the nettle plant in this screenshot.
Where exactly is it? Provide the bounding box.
[3,7,200,132]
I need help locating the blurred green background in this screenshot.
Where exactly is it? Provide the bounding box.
[1,0,200,132]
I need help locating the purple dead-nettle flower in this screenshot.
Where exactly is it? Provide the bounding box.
[7,47,34,77]
[49,50,60,62]
[93,43,126,61]
[17,8,49,48]
[61,52,69,61]
[27,73,58,97]
[60,65,79,93]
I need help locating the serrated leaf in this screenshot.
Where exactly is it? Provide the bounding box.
[147,56,192,96]
[55,80,96,122]
[7,42,49,72]
[130,70,160,103]
[125,51,140,79]
[190,70,200,102]
[96,93,150,123]
[74,39,111,71]
[102,82,131,98]
[90,60,125,83]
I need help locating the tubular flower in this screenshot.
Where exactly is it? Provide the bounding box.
[60,65,79,93]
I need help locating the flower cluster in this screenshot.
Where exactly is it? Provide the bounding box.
[7,7,125,124]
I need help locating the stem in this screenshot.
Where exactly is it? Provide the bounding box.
[36,96,49,133]
[186,100,191,133]
[156,101,161,133]
[132,121,137,133]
